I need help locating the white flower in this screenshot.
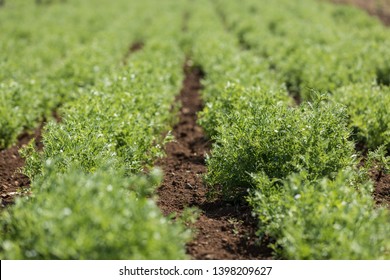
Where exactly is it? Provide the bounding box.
[294,194,301,199]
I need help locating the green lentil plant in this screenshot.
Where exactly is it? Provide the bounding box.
[213,0,390,150]
[0,0,134,149]
[205,95,355,200]
[333,84,390,150]
[249,170,390,259]
[22,40,184,179]
[0,162,191,259]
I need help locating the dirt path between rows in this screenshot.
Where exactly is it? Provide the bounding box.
[372,170,390,208]
[156,62,273,260]
[0,126,43,208]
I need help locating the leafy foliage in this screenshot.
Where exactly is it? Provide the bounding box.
[2,0,190,260]
[187,0,390,259]
[205,96,355,199]
[215,0,390,149]
[2,0,390,261]
[23,40,184,179]
[333,84,390,150]
[0,0,169,149]
[249,170,390,259]
[0,163,190,259]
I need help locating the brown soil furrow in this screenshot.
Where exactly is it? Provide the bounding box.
[372,169,390,209]
[156,62,273,260]
[122,41,144,65]
[0,125,43,207]
[0,110,60,207]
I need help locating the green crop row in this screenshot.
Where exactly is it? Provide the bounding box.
[187,0,390,259]
[1,163,190,259]
[2,0,389,260]
[213,0,390,150]
[249,169,390,259]
[184,0,291,138]
[1,0,114,148]
[213,0,390,92]
[0,0,191,259]
[0,0,155,149]
[333,84,390,149]
[23,40,185,179]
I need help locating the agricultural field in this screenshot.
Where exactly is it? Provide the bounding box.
[329,0,390,24]
[0,0,389,260]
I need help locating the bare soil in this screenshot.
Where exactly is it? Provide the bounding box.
[372,169,390,208]
[155,62,273,260]
[0,111,61,208]
[0,126,43,207]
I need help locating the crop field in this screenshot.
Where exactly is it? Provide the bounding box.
[330,0,390,24]
[0,0,389,260]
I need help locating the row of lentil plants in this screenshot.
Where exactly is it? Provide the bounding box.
[186,0,390,259]
[0,0,192,259]
[1,0,389,260]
